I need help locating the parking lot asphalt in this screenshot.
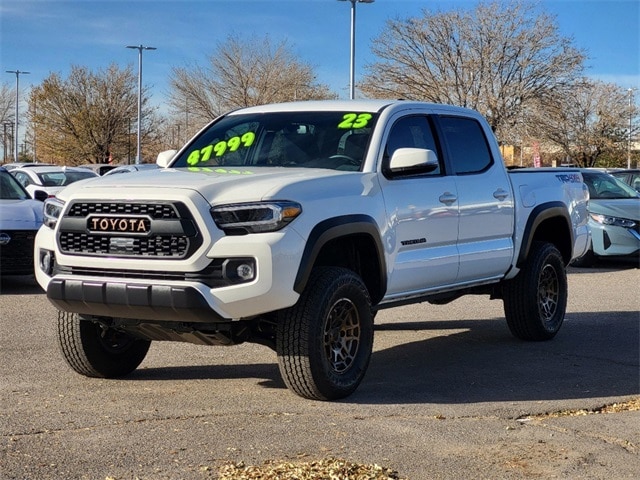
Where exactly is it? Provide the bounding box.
[1,265,639,479]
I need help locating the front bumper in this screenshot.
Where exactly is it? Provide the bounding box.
[590,222,640,259]
[47,277,223,322]
[35,218,305,321]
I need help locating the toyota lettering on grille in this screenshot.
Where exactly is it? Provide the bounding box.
[87,216,151,234]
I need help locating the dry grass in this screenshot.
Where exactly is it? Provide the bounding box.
[521,397,640,420]
[217,458,405,480]
[215,399,640,478]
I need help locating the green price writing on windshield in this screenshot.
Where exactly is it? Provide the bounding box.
[338,113,372,129]
[187,131,256,166]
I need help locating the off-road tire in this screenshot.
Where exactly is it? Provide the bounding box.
[57,310,151,378]
[503,241,567,341]
[276,267,374,401]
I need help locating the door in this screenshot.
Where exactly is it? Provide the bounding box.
[436,115,514,282]
[380,115,460,296]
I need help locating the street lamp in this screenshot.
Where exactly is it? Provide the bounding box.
[6,70,30,163]
[628,88,637,169]
[126,44,156,164]
[338,0,374,100]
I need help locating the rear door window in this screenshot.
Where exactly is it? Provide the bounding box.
[438,116,493,174]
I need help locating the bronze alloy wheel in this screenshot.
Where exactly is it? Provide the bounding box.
[538,263,560,323]
[323,297,361,374]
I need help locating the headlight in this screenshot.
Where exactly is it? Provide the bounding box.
[43,198,65,229]
[589,213,636,228]
[211,201,302,234]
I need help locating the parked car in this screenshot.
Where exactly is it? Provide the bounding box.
[77,163,120,176]
[0,167,44,275]
[2,162,53,171]
[103,163,160,175]
[609,169,640,193]
[10,166,98,198]
[572,169,640,267]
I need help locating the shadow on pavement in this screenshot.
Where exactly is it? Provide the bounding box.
[356,310,639,404]
[125,309,638,405]
[132,362,284,390]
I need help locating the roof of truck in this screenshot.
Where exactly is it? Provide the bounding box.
[229,99,477,116]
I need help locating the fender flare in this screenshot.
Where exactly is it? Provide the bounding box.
[517,202,573,267]
[294,215,387,298]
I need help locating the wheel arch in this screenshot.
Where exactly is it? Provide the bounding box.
[294,215,387,305]
[517,202,574,268]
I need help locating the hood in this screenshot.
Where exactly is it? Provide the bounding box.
[589,198,640,221]
[0,199,44,230]
[57,166,369,204]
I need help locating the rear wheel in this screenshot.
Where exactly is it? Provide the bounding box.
[503,242,567,341]
[276,267,374,400]
[57,311,151,378]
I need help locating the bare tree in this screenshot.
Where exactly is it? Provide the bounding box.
[361,0,585,142]
[167,35,336,133]
[1,82,16,162]
[0,81,15,126]
[28,64,160,165]
[528,80,635,168]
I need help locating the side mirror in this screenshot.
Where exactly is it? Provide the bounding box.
[156,149,177,168]
[33,190,49,202]
[388,148,439,176]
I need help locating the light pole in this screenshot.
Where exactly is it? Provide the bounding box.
[628,88,636,169]
[6,69,30,163]
[338,0,374,100]
[126,44,156,164]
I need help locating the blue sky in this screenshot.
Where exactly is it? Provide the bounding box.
[1,0,639,107]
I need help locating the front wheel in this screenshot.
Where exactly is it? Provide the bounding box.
[57,311,151,378]
[276,267,374,400]
[503,242,567,341]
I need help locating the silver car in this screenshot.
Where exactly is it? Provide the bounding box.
[573,170,640,267]
[610,169,640,193]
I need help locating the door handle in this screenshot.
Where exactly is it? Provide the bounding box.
[493,189,509,201]
[439,192,457,205]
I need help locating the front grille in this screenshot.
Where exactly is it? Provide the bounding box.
[0,230,36,274]
[67,202,178,219]
[59,232,190,257]
[57,201,202,259]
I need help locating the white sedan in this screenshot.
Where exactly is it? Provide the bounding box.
[10,166,98,198]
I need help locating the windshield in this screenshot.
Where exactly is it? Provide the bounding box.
[37,170,96,187]
[582,172,640,200]
[0,171,30,200]
[172,111,379,172]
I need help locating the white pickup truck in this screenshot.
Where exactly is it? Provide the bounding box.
[35,100,590,400]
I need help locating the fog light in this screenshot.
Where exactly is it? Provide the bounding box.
[221,258,256,283]
[236,263,254,281]
[40,249,54,275]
